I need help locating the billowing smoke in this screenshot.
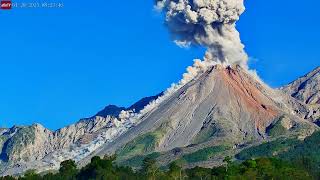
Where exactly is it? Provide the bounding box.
[155,0,248,67]
[58,1,251,160]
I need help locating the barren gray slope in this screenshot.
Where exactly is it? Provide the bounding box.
[281,66,320,121]
[84,65,317,166]
[282,66,320,105]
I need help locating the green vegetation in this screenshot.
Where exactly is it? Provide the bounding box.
[117,133,158,158]
[191,125,218,144]
[118,152,161,168]
[236,137,300,160]
[177,146,227,164]
[0,156,312,180]
[117,126,166,159]
[236,131,320,179]
[266,117,289,137]
[278,131,320,177]
[2,128,320,179]
[185,158,312,180]
[192,118,238,144]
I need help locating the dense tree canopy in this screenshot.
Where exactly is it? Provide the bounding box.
[0,156,313,180]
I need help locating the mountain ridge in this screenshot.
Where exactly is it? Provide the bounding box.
[80,64,318,169]
[281,66,320,122]
[281,66,320,104]
[94,92,163,118]
[1,65,319,176]
[0,93,161,176]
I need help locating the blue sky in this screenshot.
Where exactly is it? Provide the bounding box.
[0,0,319,130]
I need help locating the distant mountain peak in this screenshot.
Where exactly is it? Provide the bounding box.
[94,93,163,118]
[94,105,126,118]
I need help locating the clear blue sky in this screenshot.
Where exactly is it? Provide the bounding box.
[0,0,319,130]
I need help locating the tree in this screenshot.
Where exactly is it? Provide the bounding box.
[223,156,232,173]
[77,156,117,180]
[0,176,15,180]
[42,173,58,180]
[59,160,78,180]
[186,167,211,180]
[104,154,117,161]
[20,169,41,180]
[142,157,159,180]
[168,162,183,180]
[243,159,257,169]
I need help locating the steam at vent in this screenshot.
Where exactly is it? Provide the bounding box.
[155,0,248,67]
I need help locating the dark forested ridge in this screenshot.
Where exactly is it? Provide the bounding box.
[236,131,320,178]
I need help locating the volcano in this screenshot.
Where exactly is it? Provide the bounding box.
[82,65,317,168]
[1,65,319,175]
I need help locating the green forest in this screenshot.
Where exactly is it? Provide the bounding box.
[0,156,314,180]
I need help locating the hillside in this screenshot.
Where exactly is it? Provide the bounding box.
[0,95,160,176]
[1,65,319,176]
[85,65,318,169]
[281,67,320,122]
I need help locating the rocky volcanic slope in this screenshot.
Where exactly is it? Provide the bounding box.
[0,117,117,176]
[282,67,320,104]
[82,65,318,169]
[0,94,160,176]
[281,67,320,122]
[1,65,319,175]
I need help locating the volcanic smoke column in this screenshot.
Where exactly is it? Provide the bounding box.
[155,0,248,67]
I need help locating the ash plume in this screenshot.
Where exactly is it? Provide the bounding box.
[115,0,252,132]
[155,0,248,67]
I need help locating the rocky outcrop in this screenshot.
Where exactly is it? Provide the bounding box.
[0,92,162,176]
[281,66,320,122]
[282,67,320,105]
[0,116,113,172]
